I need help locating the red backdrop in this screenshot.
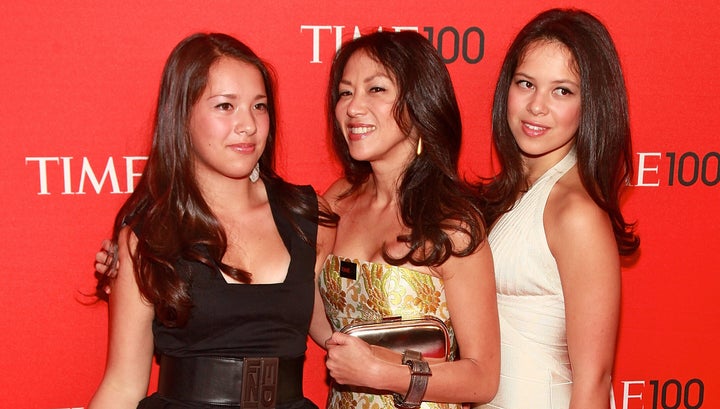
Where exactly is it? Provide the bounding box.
[1,1,717,408]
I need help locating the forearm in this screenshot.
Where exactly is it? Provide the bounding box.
[308,287,333,347]
[568,372,613,409]
[308,322,332,348]
[363,356,497,404]
[88,380,146,409]
[420,358,498,404]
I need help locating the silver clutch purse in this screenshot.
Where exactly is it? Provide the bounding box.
[339,316,451,361]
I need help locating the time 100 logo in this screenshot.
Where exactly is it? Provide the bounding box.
[301,25,485,64]
[618,378,704,409]
[636,151,719,187]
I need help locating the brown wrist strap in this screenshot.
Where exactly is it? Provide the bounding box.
[393,350,432,409]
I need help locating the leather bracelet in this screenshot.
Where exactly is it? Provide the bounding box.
[393,349,432,409]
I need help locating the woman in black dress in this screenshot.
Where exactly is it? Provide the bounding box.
[89,33,337,409]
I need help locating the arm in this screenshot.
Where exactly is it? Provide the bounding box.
[307,195,337,347]
[547,188,621,409]
[88,227,155,409]
[325,240,500,404]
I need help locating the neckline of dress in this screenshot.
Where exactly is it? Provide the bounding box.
[326,254,444,282]
[525,147,578,195]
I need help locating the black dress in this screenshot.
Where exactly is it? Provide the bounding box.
[137,184,320,409]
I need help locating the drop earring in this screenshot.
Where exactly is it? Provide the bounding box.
[249,163,260,183]
[416,137,423,156]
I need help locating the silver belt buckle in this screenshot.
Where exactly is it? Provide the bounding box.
[241,357,279,409]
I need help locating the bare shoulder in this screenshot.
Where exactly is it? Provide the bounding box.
[117,226,138,260]
[545,168,610,238]
[545,167,618,270]
[316,192,333,214]
[113,226,144,292]
[111,225,154,308]
[316,195,337,246]
[322,177,354,214]
[323,177,352,200]
[434,217,491,281]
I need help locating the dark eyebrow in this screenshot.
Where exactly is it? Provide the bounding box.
[206,93,268,100]
[514,72,579,88]
[339,72,393,87]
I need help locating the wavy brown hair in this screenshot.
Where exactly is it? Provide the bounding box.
[327,30,485,267]
[96,33,337,326]
[477,9,639,255]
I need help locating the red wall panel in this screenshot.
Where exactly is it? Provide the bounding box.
[1,1,717,408]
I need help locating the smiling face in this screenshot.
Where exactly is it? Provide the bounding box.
[188,57,270,184]
[334,51,414,166]
[507,40,581,169]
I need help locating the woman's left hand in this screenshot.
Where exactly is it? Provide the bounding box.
[325,331,380,388]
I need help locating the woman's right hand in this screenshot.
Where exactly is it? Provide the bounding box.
[95,239,119,293]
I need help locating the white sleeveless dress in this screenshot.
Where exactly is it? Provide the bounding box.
[477,149,577,409]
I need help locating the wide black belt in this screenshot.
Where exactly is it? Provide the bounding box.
[158,354,305,408]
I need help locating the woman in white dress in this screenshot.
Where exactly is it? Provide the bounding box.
[474,8,640,409]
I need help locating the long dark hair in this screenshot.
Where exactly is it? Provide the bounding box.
[478,9,639,255]
[96,33,337,326]
[328,30,485,267]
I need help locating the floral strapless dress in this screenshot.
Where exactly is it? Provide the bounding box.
[319,254,460,409]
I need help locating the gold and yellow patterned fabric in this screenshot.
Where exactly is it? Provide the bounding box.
[319,254,460,409]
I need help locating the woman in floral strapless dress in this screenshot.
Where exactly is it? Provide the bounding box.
[319,30,500,409]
